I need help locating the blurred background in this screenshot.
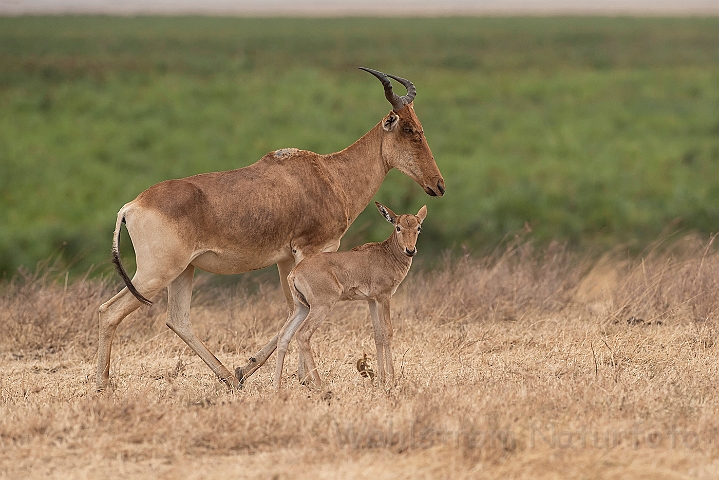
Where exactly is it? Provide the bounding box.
[0,2,718,280]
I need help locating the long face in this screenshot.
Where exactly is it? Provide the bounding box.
[381,103,446,197]
[376,202,428,257]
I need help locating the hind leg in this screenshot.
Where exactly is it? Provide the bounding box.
[96,280,167,392]
[277,258,311,384]
[297,314,326,388]
[274,303,320,390]
[286,303,335,389]
[368,298,395,387]
[166,265,240,389]
[97,254,189,392]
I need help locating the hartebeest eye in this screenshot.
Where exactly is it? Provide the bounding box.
[403,126,412,134]
[396,226,401,232]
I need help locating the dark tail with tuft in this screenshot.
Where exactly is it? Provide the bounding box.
[113,213,153,306]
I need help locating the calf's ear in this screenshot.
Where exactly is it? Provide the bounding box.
[375,201,398,224]
[416,205,427,223]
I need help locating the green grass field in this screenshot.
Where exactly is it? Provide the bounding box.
[1,16,719,277]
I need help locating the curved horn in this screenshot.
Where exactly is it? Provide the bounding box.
[386,73,416,105]
[359,67,412,112]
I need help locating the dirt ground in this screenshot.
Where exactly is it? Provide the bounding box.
[2,238,719,478]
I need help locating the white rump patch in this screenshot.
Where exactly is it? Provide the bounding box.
[274,148,299,159]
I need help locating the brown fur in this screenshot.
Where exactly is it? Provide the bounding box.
[97,70,445,392]
[238,203,427,390]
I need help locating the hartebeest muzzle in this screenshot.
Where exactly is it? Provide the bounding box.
[425,177,446,197]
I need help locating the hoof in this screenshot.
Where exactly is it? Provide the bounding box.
[235,366,245,385]
[298,374,316,387]
[95,379,110,394]
[220,374,242,391]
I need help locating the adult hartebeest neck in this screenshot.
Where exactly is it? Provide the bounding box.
[322,122,389,225]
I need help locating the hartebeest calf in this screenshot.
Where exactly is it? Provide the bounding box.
[248,202,426,389]
[96,68,444,391]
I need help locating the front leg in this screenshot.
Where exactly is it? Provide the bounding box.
[367,300,384,384]
[379,298,395,384]
[368,298,394,387]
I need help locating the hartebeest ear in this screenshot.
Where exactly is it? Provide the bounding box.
[416,205,427,224]
[375,202,398,224]
[382,112,399,132]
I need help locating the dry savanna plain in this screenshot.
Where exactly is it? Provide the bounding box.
[2,14,719,479]
[2,235,719,479]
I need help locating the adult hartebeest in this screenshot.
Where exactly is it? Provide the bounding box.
[96,67,445,391]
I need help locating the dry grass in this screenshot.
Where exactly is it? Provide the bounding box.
[1,236,719,479]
